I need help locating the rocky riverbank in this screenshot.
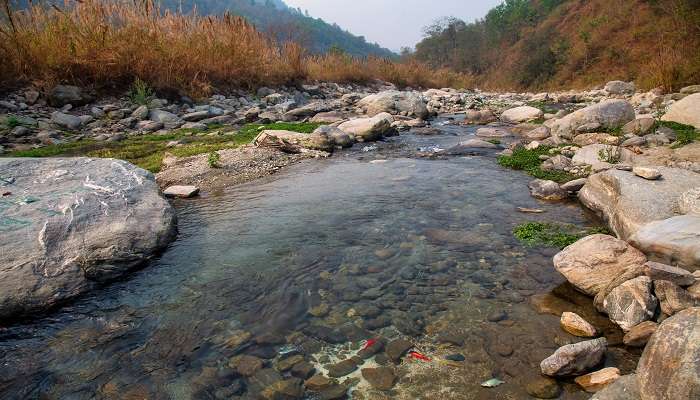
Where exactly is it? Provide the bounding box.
[1,79,699,398]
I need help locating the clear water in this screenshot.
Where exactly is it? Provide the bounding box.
[0,118,629,399]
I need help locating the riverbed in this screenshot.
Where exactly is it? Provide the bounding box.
[0,118,634,399]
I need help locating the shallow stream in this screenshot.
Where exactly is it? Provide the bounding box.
[0,117,635,399]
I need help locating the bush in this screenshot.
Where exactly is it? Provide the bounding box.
[207,151,221,168]
[128,78,154,106]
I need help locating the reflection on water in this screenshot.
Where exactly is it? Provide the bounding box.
[0,121,622,399]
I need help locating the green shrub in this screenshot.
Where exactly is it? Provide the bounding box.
[513,222,611,248]
[128,78,154,105]
[5,115,20,129]
[208,151,221,168]
[655,121,699,148]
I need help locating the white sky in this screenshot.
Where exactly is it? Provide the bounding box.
[283,0,502,51]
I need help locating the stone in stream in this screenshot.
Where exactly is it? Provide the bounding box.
[313,125,354,148]
[637,307,700,400]
[525,377,561,399]
[560,312,598,337]
[229,354,264,377]
[540,337,607,377]
[385,338,413,362]
[326,359,358,378]
[260,378,304,400]
[644,261,696,286]
[589,374,640,400]
[255,130,334,153]
[290,361,315,380]
[304,375,333,391]
[361,367,397,390]
[317,384,348,400]
[553,234,647,297]
[163,185,200,198]
[575,367,621,393]
[528,179,568,201]
[274,355,304,372]
[0,158,176,320]
[654,280,700,315]
[337,113,394,142]
[500,105,543,124]
[622,321,658,347]
[603,276,657,331]
[561,178,587,193]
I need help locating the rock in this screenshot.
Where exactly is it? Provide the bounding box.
[337,113,393,142]
[550,100,635,139]
[561,178,588,193]
[0,158,176,319]
[593,264,646,312]
[475,127,511,138]
[260,378,304,400]
[183,110,210,122]
[561,312,598,337]
[361,367,396,390]
[149,109,183,129]
[526,125,552,140]
[444,354,465,362]
[573,133,622,146]
[621,136,646,147]
[283,102,334,120]
[589,374,640,400]
[603,276,657,331]
[605,81,636,95]
[575,367,621,393]
[163,185,200,198]
[679,188,700,215]
[24,89,40,104]
[629,215,700,271]
[181,122,206,131]
[500,106,543,124]
[526,377,561,399]
[622,118,655,136]
[357,91,428,119]
[326,359,358,378]
[385,338,413,362]
[632,166,662,180]
[654,280,700,315]
[48,85,92,107]
[229,354,264,377]
[553,234,647,296]
[644,261,696,286]
[136,120,163,132]
[623,321,658,347]
[680,85,700,94]
[255,130,333,153]
[579,167,700,241]
[637,307,700,399]
[313,125,354,148]
[572,144,635,169]
[528,179,568,201]
[310,111,345,124]
[541,154,573,171]
[51,111,83,130]
[442,139,500,156]
[661,92,700,129]
[131,105,149,120]
[540,337,607,377]
[317,385,347,400]
[463,109,497,124]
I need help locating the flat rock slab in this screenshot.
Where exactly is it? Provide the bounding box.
[163,185,200,198]
[0,158,176,320]
[630,215,700,271]
[579,167,700,240]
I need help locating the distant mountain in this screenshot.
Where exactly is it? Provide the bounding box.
[161,0,396,58]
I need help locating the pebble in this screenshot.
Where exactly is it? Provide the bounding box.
[444,353,465,362]
[326,359,358,378]
[526,377,562,399]
[487,310,507,322]
[633,166,662,180]
[385,338,413,362]
[560,312,598,337]
[361,367,397,390]
[574,367,621,393]
[163,185,200,198]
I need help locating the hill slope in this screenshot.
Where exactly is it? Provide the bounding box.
[413,0,700,91]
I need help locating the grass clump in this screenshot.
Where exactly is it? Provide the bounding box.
[514,222,611,249]
[128,78,154,105]
[655,121,699,148]
[207,151,221,168]
[5,115,21,129]
[5,122,319,173]
[487,139,501,145]
[497,145,579,183]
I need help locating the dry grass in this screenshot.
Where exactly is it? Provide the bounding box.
[0,0,474,97]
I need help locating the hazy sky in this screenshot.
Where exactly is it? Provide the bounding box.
[283,0,502,51]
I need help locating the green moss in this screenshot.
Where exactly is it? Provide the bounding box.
[5,122,320,173]
[487,139,501,145]
[5,115,21,129]
[656,121,699,148]
[513,222,611,249]
[497,145,580,183]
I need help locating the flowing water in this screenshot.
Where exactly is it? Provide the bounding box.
[0,118,634,399]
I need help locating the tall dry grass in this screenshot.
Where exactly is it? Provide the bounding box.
[0,0,474,97]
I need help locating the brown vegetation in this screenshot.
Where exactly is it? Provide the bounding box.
[0,0,473,97]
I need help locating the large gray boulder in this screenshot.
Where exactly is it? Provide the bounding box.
[0,158,176,319]
[149,109,184,129]
[48,85,92,107]
[500,106,543,124]
[604,81,636,95]
[589,374,640,400]
[337,113,393,142]
[51,111,84,130]
[549,100,635,139]
[357,91,429,119]
[579,167,700,240]
[540,337,607,377]
[603,276,657,331]
[630,216,700,271]
[637,307,700,400]
[661,92,700,129]
[553,234,647,296]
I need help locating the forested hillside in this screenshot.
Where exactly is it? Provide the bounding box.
[8,0,396,58]
[413,0,700,91]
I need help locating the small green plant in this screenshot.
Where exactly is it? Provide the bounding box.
[497,145,580,183]
[5,115,20,129]
[598,146,621,164]
[208,151,221,168]
[654,121,699,149]
[513,222,611,249]
[487,139,501,145]
[128,78,154,105]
